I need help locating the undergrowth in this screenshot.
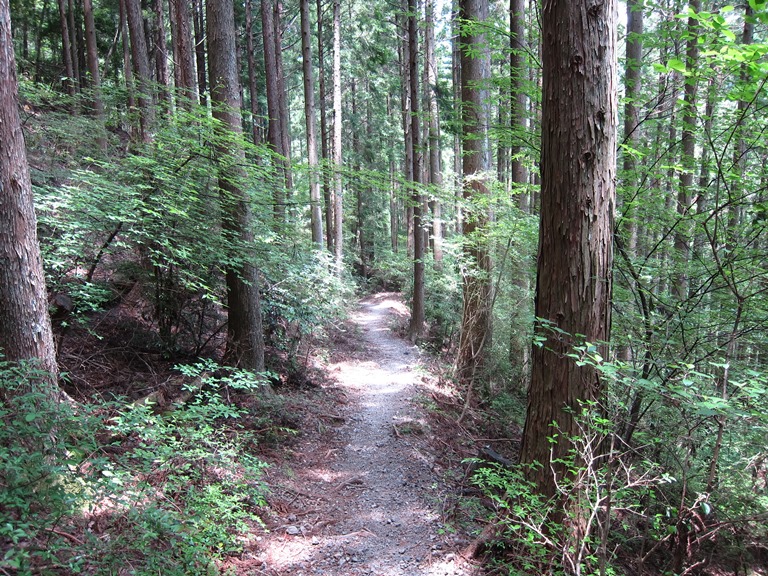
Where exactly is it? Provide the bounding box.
[1,357,271,575]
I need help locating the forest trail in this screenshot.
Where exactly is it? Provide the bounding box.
[238,293,476,576]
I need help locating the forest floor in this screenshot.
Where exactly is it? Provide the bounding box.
[223,292,482,576]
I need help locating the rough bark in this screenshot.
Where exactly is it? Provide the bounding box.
[245,0,260,143]
[425,0,443,268]
[261,0,286,223]
[509,0,528,204]
[153,0,170,109]
[622,0,643,253]
[0,0,60,394]
[273,0,293,196]
[519,0,617,508]
[332,0,343,274]
[57,0,75,96]
[316,0,333,252]
[125,0,155,140]
[673,0,701,300]
[206,0,268,378]
[82,0,106,149]
[406,0,425,342]
[301,0,323,247]
[193,0,207,105]
[455,0,491,383]
[170,0,197,104]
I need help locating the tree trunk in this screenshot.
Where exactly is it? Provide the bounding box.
[153,0,170,110]
[509,0,527,204]
[170,0,197,104]
[68,0,80,93]
[261,0,286,223]
[332,0,343,274]
[399,7,414,258]
[206,0,269,379]
[57,0,75,96]
[193,0,207,105]
[33,0,50,81]
[425,0,443,268]
[301,0,323,247]
[125,0,155,141]
[672,0,701,300]
[622,0,643,254]
[316,0,333,252]
[82,0,106,150]
[0,0,60,396]
[273,0,293,197]
[451,2,462,233]
[119,0,136,117]
[245,0,260,143]
[519,0,617,516]
[455,0,492,383]
[406,0,424,341]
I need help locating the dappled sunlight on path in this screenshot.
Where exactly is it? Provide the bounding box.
[248,293,475,576]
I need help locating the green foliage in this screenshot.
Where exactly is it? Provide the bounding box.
[0,358,268,575]
[261,249,354,361]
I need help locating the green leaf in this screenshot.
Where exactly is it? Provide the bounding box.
[667,58,687,73]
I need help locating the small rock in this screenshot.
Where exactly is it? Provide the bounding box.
[311,536,320,545]
[286,525,301,536]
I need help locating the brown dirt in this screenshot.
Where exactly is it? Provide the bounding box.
[227,293,480,576]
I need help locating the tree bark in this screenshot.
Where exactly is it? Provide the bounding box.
[455,0,492,383]
[153,0,170,110]
[0,0,60,395]
[425,0,443,268]
[245,0,260,143]
[82,0,106,150]
[519,0,617,512]
[206,0,268,378]
[332,0,343,274]
[301,0,324,247]
[316,0,333,252]
[261,0,286,223]
[273,0,293,197]
[510,0,527,204]
[125,0,155,141]
[672,0,701,300]
[193,0,207,105]
[57,0,75,96]
[67,0,80,92]
[170,0,197,105]
[406,0,425,341]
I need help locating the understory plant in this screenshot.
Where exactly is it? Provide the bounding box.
[0,358,269,575]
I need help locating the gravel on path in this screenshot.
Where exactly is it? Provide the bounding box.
[247,293,477,576]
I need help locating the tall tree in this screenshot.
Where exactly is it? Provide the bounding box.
[332,0,343,273]
[424,0,443,267]
[316,0,333,251]
[125,0,155,140]
[519,0,617,517]
[0,0,60,394]
[406,0,425,340]
[152,0,170,108]
[57,0,75,96]
[672,0,701,300]
[193,0,207,105]
[455,0,491,381]
[82,0,105,149]
[261,0,287,222]
[169,0,198,104]
[300,0,323,247]
[245,0,260,143]
[206,0,267,375]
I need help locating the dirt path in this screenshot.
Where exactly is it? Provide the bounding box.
[246,293,476,576]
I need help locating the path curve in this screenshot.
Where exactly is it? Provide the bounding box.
[252,293,475,576]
